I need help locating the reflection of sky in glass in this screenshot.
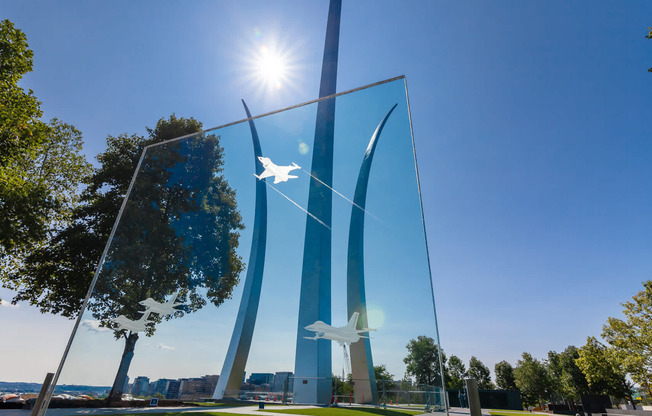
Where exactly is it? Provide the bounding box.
[53,77,441,393]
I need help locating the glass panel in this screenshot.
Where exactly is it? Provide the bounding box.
[46,77,445,412]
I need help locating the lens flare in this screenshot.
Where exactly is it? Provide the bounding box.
[367,308,385,328]
[298,142,309,155]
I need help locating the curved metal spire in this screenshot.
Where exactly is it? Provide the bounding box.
[214,100,268,400]
[347,104,397,404]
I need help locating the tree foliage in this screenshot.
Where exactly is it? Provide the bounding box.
[374,364,394,381]
[447,355,467,389]
[404,335,447,386]
[0,19,90,293]
[0,19,48,168]
[494,360,517,390]
[514,352,550,408]
[5,115,221,316]
[602,280,652,398]
[469,356,494,389]
[546,346,590,405]
[334,375,354,396]
[374,364,396,393]
[3,115,245,399]
[6,132,142,314]
[0,119,91,256]
[576,336,632,402]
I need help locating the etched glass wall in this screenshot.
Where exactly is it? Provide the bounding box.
[46,77,445,412]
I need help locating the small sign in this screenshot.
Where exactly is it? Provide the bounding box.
[149,398,159,407]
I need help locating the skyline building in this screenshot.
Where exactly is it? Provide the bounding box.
[132,377,149,397]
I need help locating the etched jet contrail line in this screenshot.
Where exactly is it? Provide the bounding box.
[301,168,379,221]
[264,180,331,230]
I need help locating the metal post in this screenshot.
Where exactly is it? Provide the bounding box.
[465,378,482,416]
[31,373,54,416]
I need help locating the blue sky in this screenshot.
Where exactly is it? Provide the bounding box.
[1,0,651,384]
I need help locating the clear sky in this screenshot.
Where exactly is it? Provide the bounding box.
[1,0,651,385]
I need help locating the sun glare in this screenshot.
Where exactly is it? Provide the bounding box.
[256,47,287,88]
[240,28,302,100]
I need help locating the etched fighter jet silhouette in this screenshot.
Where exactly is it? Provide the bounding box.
[139,292,182,317]
[112,314,150,333]
[254,156,301,184]
[304,312,375,346]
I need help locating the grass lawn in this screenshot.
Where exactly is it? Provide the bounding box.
[109,405,427,416]
[184,402,251,407]
[109,413,246,416]
[261,407,425,416]
[97,405,540,416]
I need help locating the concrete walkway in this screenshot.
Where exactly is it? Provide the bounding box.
[0,405,496,416]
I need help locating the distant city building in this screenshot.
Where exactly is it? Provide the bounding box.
[202,375,220,397]
[133,376,150,397]
[247,373,273,386]
[116,375,220,400]
[272,372,293,393]
[240,382,255,392]
[166,380,181,399]
[152,379,173,397]
[179,378,202,400]
[178,375,220,400]
[146,381,156,397]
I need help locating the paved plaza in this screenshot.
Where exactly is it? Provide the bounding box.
[0,405,494,416]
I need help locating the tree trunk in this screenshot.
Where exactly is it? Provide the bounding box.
[108,333,139,403]
[624,381,636,410]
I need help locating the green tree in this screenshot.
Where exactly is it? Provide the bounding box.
[576,336,633,404]
[547,346,589,408]
[0,20,89,273]
[494,360,517,390]
[514,352,550,409]
[602,280,652,400]
[447,355,467,389]
[6,131,146,315]
[374,364,396,395]
[0,19,49,168]
[334,375,354,396]
[469,356,494,390]
[6,115,245,401]
[1,119,91,286]
[374,364,394,381]
[403,335,448,387]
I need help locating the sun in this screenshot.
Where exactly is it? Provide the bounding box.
[254,45,289,89]
[239,30,302,100]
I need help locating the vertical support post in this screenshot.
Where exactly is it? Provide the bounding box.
[282,378,289,404]
[31,373,54,416]
[465,378,482,416]
[383,381,386,406]
[293,0,341,405]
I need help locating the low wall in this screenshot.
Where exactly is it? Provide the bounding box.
[447,389,522,410]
